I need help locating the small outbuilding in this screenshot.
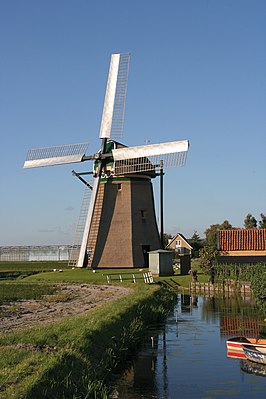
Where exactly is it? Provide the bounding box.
[148,249,173,277]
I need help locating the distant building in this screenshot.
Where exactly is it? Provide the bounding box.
[166,233,193,255]
[166,233,192,275]
[0,245,72,262]
[217,228,266,264]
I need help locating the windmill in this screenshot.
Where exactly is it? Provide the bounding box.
[23,53,189,269]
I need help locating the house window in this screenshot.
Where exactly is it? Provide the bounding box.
[176,240,181,248]
[117,183,122,191]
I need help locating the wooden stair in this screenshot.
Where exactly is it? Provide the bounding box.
[68,187,92,267]
[87,183,105,268]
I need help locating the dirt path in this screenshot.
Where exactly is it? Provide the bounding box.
[0,284,130,334]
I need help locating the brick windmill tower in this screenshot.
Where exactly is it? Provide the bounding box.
[24,53,189,268]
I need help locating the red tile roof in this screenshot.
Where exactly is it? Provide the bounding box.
[219,229,266,251]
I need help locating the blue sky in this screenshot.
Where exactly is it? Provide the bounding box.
[1,0,265,245]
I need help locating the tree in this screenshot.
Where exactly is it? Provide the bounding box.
[199,220,233,272]
[244,213,257,228]
[163,233,172,248]
[205,220,233,247]
[199,246,219,273]
[190,231,204,258]
[191,231,201,242]
[259,213,266,228]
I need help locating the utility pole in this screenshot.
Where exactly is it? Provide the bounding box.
[160,160,164,249]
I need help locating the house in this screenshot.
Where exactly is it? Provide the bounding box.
[166,233,193,275]
[217,228,266,264]
[166,233,193,255]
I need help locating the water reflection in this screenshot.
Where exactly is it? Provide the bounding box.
[111,326,169,399]
[111,293,266,399]
[199,293,263,337]
[240,359,266,378]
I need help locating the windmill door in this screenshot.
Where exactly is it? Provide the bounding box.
[142,245,150,268]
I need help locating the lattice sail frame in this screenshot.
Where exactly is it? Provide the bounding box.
[99,53,130,139]
[23,143,89,168]
[112,139,189,175]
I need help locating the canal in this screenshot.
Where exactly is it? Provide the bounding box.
[110,293,266,398]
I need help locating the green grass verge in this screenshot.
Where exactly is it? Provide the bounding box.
[158,272,210,289]
[24,268,144,285]
[23,267,210,289]
[0,262,69,280]
[0,282,56,305]
[0,348,58,399]
[0,262,69,271]
[0,260,209,290]
[0,284,176,399]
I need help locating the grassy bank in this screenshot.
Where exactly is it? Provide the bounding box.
[0,284,175,399]
[21,265,209,288]
[0,260,206,288]
[0,261,69,280]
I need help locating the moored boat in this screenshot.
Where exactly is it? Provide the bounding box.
[226,336,266,359]
[242,345,266,365]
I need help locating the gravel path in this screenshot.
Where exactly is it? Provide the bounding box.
[0,284,130,334]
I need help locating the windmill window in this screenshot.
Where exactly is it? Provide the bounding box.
[141,210,147,222]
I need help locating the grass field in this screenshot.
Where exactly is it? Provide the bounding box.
[0,261,69,272]
[0,282,175,399]
[0,282,56,306]
[23,266,210,287]
[0,261,69,281]
[0,261,208,307]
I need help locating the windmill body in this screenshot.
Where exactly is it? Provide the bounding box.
[23,53,189,269]
[81,139,160,269]
[87,170,160,268]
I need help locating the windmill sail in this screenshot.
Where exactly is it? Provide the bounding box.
[112,139,189,175]
[99,53,130,139]
[23,143,89,168]
[76,53,130,267]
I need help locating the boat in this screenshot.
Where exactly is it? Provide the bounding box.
[242,345,266,365]
[226,336,266,359]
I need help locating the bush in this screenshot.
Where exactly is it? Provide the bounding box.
[199,246,218,274]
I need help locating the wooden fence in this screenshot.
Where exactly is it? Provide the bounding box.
[106,272,154,284]
[189,280,251,295]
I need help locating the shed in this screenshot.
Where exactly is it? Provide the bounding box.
[148,249,173,277]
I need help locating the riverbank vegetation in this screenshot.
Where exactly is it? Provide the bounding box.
[0,274,176,399]
[215,263,266,314]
